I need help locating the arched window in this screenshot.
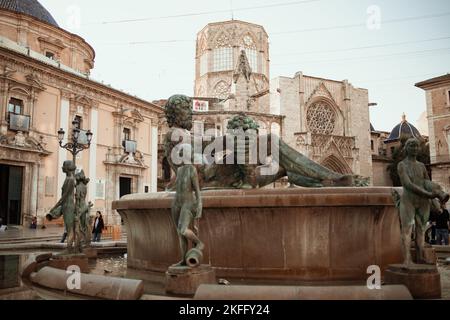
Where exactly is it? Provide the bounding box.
[213,48,233,71]
[306,101,336,135]
[212,32,233,72]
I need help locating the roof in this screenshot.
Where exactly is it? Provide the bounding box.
[415,73,450,90]
[384,114,421,143]
[0,0,58,27]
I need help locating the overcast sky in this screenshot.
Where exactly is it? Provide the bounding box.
[40,0,450,132]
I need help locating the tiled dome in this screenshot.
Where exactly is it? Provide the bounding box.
[0,0,58,27]
[385,113,421,143]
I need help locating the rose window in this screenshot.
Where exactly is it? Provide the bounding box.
[213,81,229,100]
[306,102,336,135]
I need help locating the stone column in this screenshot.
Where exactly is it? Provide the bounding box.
[88,107,98,202]
[114,173,121,225]
[297,72,306,132]
[30,162,39,217]
[151,124,158,192]
[343,80,352,136]
[0,82,8,135]
[113,111,123,157]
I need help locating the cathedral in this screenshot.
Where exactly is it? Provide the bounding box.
[158,19,373,187]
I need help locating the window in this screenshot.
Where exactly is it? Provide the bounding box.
[7,98,23,122]
[8,98,23,115]
[123,128,131,141]
[213,47,233,72]
[306,102,336,135]
[371,140,374,151]
[447,90,450,106]
[45,51,55,60]
[213,81,229,100]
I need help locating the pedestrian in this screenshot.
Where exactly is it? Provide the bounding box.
[436,203,450,245]
[0,217,6,232]
[30,216,37,229]
[429,208,438,245]
[92,211,105,242]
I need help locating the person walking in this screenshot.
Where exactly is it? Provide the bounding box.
[92,211,105,242]
[436,204,450,245]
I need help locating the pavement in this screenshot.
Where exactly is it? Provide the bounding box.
[0,225,64,243]
[0,225,127,251]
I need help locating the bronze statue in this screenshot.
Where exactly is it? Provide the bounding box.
[75,170,93,246]
[163,94,368,190]
[394,138,449,265]
[46,160,81,253]
[171,144,204,267]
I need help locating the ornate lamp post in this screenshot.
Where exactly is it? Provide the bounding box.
[58,118,93,167]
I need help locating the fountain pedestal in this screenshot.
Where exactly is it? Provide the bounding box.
[49,253,89,273]
[384,264,441,299]
[166,265,216,296]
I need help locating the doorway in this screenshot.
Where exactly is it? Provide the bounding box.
[0,165,23,225]
[119,177,132,226]
[119,177,132,198]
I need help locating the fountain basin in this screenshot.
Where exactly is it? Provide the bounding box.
[112,187,403,282]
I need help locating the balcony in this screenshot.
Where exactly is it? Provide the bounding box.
[8,114,30,132]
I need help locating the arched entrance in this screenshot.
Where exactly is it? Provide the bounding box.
[321,155,351,175]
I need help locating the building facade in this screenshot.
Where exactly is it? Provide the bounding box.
[271,73,372,179]
[416,74,450,194]
[158,19,374,187]
[0,0,163,226]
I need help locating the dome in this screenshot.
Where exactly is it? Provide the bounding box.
[0,0,59,27]
[384,113,421,143]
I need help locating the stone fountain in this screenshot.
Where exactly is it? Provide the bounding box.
[111,95,446,300]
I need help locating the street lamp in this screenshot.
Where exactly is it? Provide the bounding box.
[58,118,93,167]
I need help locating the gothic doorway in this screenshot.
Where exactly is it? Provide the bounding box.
[0,164,23,225]
[321,155,351,175]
